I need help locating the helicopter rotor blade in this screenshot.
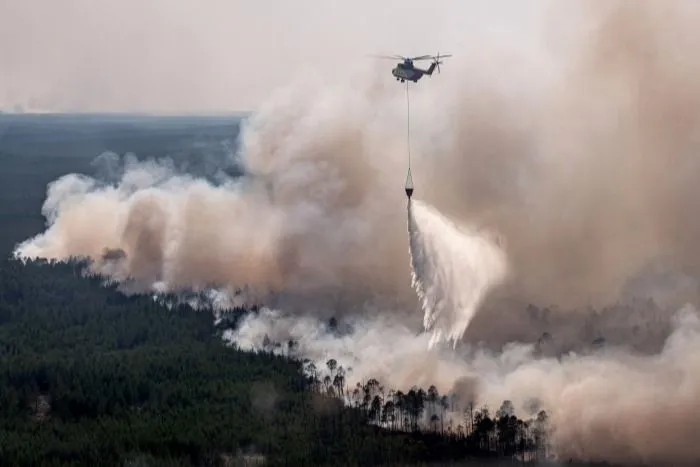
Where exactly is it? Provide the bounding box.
[368,53,452,61]
[368,54,406,60]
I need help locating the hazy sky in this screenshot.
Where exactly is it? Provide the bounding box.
[0,0,546,113]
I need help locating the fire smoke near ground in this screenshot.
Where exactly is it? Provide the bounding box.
[11,1,700,464]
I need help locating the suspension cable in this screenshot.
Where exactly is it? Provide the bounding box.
[405,81,411,172]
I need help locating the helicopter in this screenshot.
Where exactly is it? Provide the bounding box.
[373,53,452,83]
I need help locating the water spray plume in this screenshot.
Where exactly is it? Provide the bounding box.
[407,198,508,348]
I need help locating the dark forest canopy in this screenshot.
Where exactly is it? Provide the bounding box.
[0,256,575,466]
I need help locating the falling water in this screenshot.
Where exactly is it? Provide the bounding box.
[407,198,509,348]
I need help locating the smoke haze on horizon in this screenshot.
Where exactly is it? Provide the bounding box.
[9,1,700,463]
[0,0,544,113]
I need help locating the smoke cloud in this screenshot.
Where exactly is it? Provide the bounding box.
[11,0,700,463]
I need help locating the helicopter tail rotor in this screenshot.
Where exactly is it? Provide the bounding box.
[433,52,451,74]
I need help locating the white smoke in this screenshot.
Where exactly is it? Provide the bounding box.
[228,299,700,465]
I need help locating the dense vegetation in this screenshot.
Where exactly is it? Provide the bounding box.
[0,115,585,466]
[0,257,557,466]
[303,357,553,462]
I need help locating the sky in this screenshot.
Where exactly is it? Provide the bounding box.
[0,0,546,113]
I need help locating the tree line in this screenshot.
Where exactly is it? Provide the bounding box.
[287,350,552,463]
[0,257,563,466]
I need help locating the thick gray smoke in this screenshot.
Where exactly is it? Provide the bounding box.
[12,1,700,463]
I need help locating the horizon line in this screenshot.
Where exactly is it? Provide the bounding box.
[0,110,253,117]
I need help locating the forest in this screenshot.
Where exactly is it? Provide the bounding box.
[0,117,607,466]
[0,256,557,466]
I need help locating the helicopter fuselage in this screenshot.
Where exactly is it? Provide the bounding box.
[391,61,436,83]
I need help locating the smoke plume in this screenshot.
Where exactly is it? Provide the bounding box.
[12,0,700,463]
